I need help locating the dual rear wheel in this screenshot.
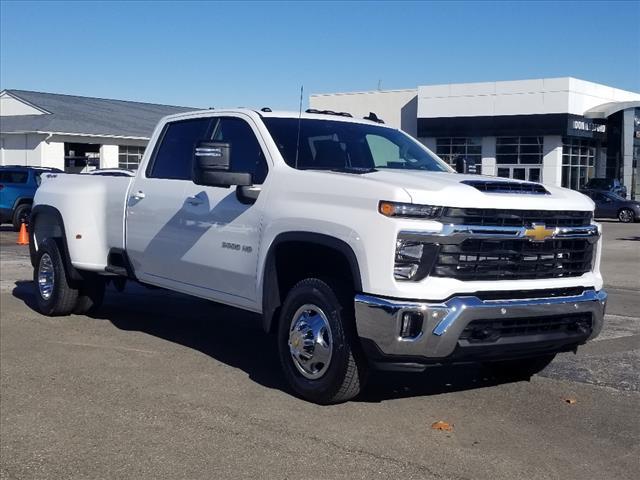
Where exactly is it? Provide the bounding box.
[34,238,105,316]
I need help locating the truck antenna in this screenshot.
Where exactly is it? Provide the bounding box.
[295,85,303,170]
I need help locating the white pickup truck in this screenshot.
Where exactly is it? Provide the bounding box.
[30,108,607,403]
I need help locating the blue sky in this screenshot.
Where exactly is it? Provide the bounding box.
[1,1,638,109]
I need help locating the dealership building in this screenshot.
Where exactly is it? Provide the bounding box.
[310,77,640,198]
[0,90,192,173]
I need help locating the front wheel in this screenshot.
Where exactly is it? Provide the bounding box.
[618,208,635,223]
[33,238,79,316]
[277,278,368,404]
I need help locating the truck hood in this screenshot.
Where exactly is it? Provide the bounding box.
[360,170,594,211]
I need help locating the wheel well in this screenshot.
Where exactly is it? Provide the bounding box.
[31,212,64,257]
[262,235,362,334]
[29,206,83,282]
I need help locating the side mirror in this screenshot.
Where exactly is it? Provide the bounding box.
[236,185,261,205]
[193,141,252,187]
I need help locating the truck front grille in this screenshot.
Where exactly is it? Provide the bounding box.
[441,208,592,227]
[433,238,594,281]
[459,313,593,344]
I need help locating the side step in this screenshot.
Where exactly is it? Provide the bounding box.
[105,265,129,276]
[106,248,136,279]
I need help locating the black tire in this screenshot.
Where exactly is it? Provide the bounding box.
[277,278,368,404]
[618,208,635,223]
[483,354,556,380]
[74,276,106,315]
[12,203,31,231]
[33,238,79,316]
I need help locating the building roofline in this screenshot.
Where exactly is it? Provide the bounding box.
[1,88,195,110]
[0,130,150,141]
[310,88,418,97]
[0,89,52,114]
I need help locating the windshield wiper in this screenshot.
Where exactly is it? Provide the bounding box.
[330,167,377,174]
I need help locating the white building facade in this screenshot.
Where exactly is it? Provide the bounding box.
[310,78,640,198]
[0,90,192,173]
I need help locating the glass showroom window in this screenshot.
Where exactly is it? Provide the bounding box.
[435,138,481,166]
[561,137,596,190]
[118,145,145,170]
[495,136,543,182]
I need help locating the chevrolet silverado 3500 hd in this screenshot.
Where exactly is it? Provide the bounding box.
[30,108,607,404]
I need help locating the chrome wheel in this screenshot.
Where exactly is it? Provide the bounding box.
[37,253,55,300]
[288,304,333,380]
[618,209,634,223]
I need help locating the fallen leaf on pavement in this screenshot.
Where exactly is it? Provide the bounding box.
[431,420,453,431]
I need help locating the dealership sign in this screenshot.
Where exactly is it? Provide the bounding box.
[567,115,607,139]
[572,120,606,133]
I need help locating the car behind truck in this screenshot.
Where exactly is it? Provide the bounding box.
[29,108,607,404]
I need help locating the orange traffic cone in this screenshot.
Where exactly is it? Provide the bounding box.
[17,221,29,246]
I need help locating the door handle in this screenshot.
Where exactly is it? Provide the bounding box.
[132,190,146,200]
[186,196,203,206]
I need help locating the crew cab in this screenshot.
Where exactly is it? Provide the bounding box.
[29,108,607,403]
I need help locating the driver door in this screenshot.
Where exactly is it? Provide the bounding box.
[176,115,270,309]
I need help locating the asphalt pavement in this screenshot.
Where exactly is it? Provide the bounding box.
[1,220,638,480]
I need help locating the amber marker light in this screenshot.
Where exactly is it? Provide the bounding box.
[379,201,396,217]
[378,201,443,219]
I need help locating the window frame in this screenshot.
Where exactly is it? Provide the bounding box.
[118,145,146,171]
[435,137,482,166]
[145,117,217,181]
[211,116,270,185]
[145,114,271,184]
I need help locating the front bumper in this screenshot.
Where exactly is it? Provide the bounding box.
[354,289,607,367]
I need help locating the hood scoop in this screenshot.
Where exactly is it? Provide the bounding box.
[461,179,549,195]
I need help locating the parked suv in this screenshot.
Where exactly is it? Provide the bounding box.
[0,166,62,230]
[584,178,627,198]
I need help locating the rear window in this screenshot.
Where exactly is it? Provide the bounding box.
[0,171,28,184]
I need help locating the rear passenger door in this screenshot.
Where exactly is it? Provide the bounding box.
[126,116,216,288]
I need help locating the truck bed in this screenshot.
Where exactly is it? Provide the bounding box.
[34,173,133,271]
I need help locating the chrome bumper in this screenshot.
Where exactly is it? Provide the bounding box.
[354,290,607,359]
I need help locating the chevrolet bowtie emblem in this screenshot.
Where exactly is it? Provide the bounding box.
[524,223,555,242]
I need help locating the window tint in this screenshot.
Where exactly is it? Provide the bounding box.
[148,118,214,180]
[263,118,448,172]
[0,171,28,183]
[366,135,400,167]
[213,117,268,184]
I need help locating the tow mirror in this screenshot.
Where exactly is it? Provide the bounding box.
[193,141,252,187]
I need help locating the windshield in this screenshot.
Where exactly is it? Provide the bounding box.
[263,118,450,172]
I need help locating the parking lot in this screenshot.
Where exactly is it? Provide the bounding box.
[0,221,638,480]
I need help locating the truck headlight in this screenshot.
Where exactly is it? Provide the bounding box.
[394,237,439,281]
[379,201,442,219]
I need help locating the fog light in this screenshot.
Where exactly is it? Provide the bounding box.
[400,311,424,338]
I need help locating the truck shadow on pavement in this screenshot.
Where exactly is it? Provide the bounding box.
[12,280,518,403]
